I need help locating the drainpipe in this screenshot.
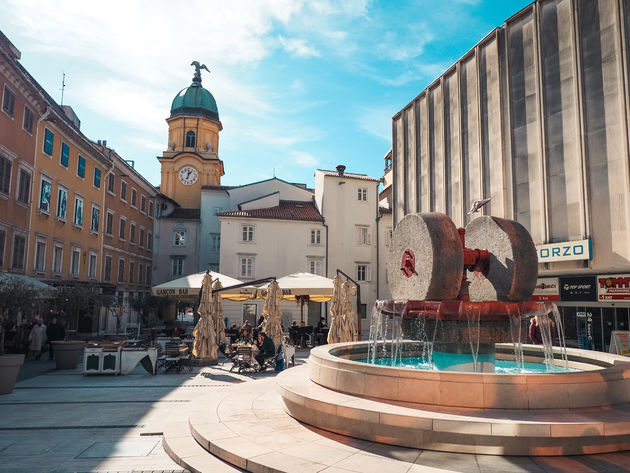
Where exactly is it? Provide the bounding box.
[323,218,329,323]
[375,181,380,301]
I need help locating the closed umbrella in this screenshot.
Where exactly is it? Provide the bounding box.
[327,276,344,344]
[261,280,284,348]
[192,272,218,363]
[212,280,227,348]
[339,281,356,342]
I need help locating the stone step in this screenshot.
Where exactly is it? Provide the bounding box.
[162,420,244,473]
[164,367,630,472]
[277,364,630,456]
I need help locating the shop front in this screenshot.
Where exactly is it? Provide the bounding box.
[531,274,630,352]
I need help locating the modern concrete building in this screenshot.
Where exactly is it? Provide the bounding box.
[391,0,630,351]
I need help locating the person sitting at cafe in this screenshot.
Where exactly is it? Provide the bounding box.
[240,320,252,337]
[255,332,275,371]
[315,317,329,346]
[238,327,253,344]
[288,321,299,345]
[171,326,182,338]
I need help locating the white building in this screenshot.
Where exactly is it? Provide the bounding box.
[217,178,325,328]
[315,166,381,335]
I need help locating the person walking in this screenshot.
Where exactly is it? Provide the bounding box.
[28,318,47,360]
[46,317,65,360]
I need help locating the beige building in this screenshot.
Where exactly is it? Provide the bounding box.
[391,0,630,351]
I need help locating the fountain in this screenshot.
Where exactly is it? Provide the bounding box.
[277,213,630,456]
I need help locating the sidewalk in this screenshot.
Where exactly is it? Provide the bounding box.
[0,350,310,473]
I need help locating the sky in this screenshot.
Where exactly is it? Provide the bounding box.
[1,0,532,188]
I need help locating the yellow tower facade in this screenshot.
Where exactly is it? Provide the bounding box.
[158,63,224,209]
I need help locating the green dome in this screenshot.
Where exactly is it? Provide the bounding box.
[170,81,219,122]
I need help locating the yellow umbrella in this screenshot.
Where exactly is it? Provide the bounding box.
[339,281,356,342]
[261,280,284,348]
[193,272,218,363]
[327,276,344,344]
[212,280,227,347]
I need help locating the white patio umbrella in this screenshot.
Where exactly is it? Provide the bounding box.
[192,272,218,363]
[152,271,256,301]
[327,276,344,344]
[258,272,335,323]
[261,280,284,348]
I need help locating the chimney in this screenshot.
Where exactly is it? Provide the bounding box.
[61,105,81,129]
[336,165,346,176]
[102,140,107,147]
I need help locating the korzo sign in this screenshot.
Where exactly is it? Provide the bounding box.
[536,239,591,263]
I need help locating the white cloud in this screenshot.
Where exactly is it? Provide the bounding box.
[278,36,321,58]
[356,105,395,142]
[291,151,319,167]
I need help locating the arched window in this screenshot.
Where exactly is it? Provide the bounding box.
[185,130,196,148]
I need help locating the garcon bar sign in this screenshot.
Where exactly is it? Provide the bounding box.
[536,239,591,263]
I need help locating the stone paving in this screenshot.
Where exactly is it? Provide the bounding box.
[5,352,630,473]
[0,352,285,473]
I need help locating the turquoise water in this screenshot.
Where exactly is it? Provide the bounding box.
[357,356,579,373]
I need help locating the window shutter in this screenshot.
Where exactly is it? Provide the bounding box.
[366,230,371,245]
[367,265,372,282]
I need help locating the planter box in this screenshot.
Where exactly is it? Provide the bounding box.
[0,354,25,395]
[51,341,85,370]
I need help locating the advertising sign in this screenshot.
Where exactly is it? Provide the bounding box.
[598,274,630,301]
[530,277,560,301]
[559,276,597,301]
[536,239,591,263]
[609,331,630,356]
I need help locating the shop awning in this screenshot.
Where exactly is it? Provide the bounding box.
[151,271,256,301]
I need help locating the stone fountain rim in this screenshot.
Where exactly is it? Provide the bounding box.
[311,341,630,381]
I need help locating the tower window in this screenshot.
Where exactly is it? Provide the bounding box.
[185,131,196,148]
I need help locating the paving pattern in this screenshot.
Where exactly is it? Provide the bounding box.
[166,365,630,473]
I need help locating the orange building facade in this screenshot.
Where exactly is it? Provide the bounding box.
[0,32,44,274]
[0,31,157,335]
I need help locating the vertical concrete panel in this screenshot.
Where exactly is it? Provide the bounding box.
[394,115,406,225]
[541,0,584,241]
[418,95,431,211]
[508,11,545,241]
[480,37,506,218]
[461,55,481,226]
[405,106,417,213]
[579,0,630,266]
[445,71,462,226]
[430,84,445,212]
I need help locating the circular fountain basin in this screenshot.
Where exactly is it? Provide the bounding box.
[278,342,630,455]
[309,342,630,410]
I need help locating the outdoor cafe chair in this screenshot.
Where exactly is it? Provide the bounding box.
[160,341,192,373]
[230,345,256,373]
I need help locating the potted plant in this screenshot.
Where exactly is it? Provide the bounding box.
[0,279,34,394]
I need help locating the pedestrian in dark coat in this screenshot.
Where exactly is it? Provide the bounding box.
[46,317,65,360]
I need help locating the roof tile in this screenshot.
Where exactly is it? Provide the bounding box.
[218,201,322,222]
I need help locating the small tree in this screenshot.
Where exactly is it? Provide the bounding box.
[0,280,38,355]
[49,285,106,335]
[130,293,168,328]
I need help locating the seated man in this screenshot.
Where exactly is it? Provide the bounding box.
[315,317,329,346]
[254,332,276,371]
[288,321,299,345]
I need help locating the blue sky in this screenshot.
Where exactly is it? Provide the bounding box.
[1,0,531,188]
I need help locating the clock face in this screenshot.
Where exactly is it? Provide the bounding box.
[178,166,198,185]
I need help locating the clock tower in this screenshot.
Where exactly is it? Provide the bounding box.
[158,62,224,209]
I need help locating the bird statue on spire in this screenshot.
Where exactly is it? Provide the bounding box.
[191,61,210,82]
